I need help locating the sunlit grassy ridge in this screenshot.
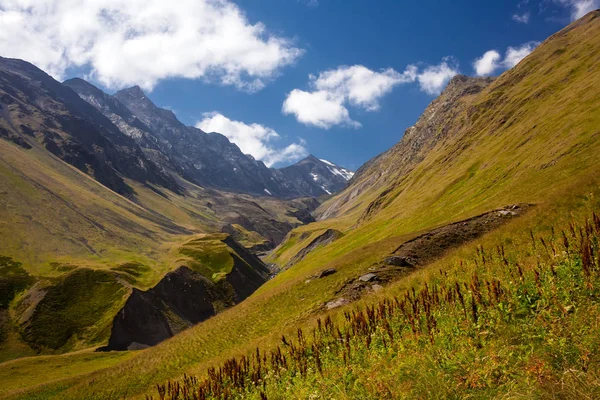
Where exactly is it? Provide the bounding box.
[20,268,128,352]
[177,235,236,280]
[0,136,302,284]
[5,173,599,400]
[152,212,600,399]
[273,10,600,268]
[0,122,306,359]
[1,12,599,400]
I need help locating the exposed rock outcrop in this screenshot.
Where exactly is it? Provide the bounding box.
[105,267,222,351]
[103,237,271,351]
[331,204,533,304]
[388,204,532,267]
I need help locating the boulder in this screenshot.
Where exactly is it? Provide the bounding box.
[385,256,415,267]
[317,268,337,278]
[326,298,349,310]
[359,273,377,282]
[371,284,384,292]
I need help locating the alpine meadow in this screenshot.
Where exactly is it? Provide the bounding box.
[0,2,600,400]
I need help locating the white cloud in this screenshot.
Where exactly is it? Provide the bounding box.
[311,65,417,111]
[282,89,361,129]
[0,0,303,91]
[503,42,540,67]
[196,113,307,167]
[473,50,502,77]
[283,61,456,129]
[473,42,539,76]
[416,59,459,95]
[558,0,599,20]
[512,12,531,23]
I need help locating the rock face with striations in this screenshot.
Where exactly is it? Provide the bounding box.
[0,57,180,196]
[105,236,271,351]
[64,79,354,199]
[62,78,183,179]
[112,86,312,198]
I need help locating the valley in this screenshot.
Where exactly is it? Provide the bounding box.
[0,55,352,361]
[0,7,599,400]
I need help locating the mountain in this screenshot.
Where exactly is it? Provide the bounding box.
[0,57,180,196]
[273,10,600,266]
[65,79,353,199]
[0,57,325,361]
[3,10,600,400]
[61,78,182,178]
[315,74,494,220]
[112,84,343,198]
[278,154,354,197]
[5,11,595,399]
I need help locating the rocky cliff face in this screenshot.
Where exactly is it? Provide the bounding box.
[315,75,495,220]
[62,78,183,178]
[64,79,353,199]
[112,86,311,198]
[278,155,354,197]
[0,57,180,196]
[104,236,271,351]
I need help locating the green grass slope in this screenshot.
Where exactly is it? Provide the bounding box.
[151,210,600,399]
[272,10,600,268]
[2,11,600,400]
[0,139,303,281]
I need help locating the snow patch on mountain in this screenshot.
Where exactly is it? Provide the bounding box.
[319,159,354,181]
[328,166,354,180]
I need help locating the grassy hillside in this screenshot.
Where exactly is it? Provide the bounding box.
[4,162,600,400]
[0,139,304,281]
[0,11,599,400]
[272,10,600,268]
[0,114,312,360]
[151,210,600,399]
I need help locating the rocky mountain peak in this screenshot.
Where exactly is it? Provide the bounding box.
[278,155,354,197]
[116,85,147,100]
[62,77,102,94]
[114,86,180,127]
[443,74,495,99]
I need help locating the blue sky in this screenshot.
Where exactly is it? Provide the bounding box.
[0,0,596,170]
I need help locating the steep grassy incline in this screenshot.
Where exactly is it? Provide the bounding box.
[272,10,600,268]
[1,11,599,400]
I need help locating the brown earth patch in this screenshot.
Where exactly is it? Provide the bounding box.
[329,204,533,306]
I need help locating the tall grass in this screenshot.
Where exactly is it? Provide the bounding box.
[149,212,600,399]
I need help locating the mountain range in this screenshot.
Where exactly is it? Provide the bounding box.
[0,52,353,361]
[0,9,600,400]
